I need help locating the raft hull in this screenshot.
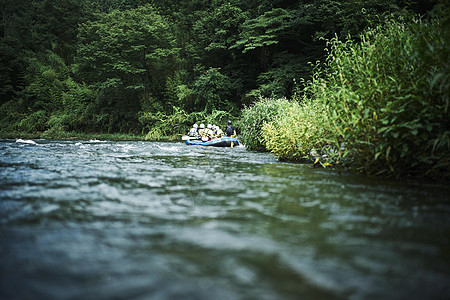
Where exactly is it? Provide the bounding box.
[186,137,240,147]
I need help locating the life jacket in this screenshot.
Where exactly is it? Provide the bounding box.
[198,128,208,138]
[216,128,224,138]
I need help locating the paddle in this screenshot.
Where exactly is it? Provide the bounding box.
[182,136,199,141]
[230,129,237,148]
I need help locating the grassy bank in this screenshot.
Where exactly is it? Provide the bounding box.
[240,12,449,179]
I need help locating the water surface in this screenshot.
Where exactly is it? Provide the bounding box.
[1,140,449,299]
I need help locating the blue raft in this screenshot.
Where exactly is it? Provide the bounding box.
[186,137,240,147]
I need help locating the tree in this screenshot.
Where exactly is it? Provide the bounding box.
[191,67,239,113]
[74,4,178,132]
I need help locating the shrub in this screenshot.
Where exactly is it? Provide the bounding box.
[142,107,191,140]
[262,100,335,161]
[238,97,292,151]
[326,16,447,177]
[18,110,48,133]
[294,12,449,178]
[247,12,449,179]
[0,100,24,134]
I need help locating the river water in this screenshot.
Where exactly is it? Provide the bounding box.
[0,139,449,299]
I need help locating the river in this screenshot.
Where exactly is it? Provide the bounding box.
[0,139,449,299]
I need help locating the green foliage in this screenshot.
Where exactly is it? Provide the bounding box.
[320,14,449,177]
[74,4,178,132]
[46,79,96,134]
[0,0,444,157]
[262,10,449,178]
[0,37,26,105]
[0,100,25,136]
[140,105,207,140]
[262,100,334,161]
[238,97,292,151]
[252,53,311,98]
[193,3,248,54]
[233,8,293,53]
[18,110,48,133]
[191,67,240,113]
[203,109,236,129]
[296,0,393,41]
[15,51,97,134]
[143,108,190,140]
[5,51,69,133]
[25,51,70,111]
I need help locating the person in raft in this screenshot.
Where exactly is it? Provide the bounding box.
[214,125,224,138]
[225,120,236,137]
[198,124,207,138]
[199,123,212,141]
[207,124,214,138]
[188,123,198,138]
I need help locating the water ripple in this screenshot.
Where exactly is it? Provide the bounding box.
[0,140,449,299]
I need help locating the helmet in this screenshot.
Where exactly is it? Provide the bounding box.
[228,120,232,125]
[200,123,205,129]
[207,124,212,129]
[193,124,198,128]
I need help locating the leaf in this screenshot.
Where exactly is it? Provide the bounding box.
[430,72,444,89]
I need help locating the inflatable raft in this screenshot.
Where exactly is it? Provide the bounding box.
[186,137,240,147]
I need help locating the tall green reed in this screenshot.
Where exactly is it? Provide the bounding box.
[250,12,448,178]
[317,15,449,177]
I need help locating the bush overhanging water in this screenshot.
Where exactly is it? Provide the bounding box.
[240,14,449,178]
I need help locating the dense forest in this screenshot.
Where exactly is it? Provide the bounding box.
[0,0,440,135]
[1,0,448,177]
